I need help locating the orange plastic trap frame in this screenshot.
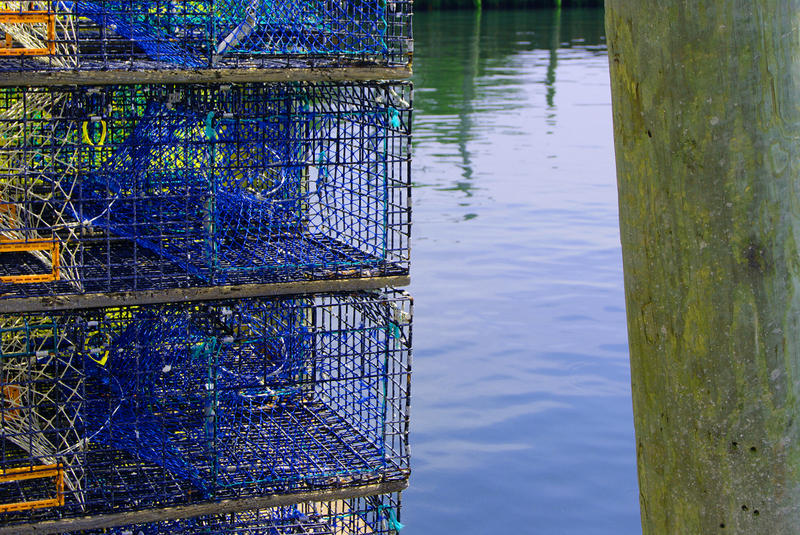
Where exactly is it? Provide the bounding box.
[0,464,65,513]
[0,239,60,284]
[0,11,56,56]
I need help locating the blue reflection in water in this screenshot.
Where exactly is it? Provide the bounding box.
[406,9,641,534]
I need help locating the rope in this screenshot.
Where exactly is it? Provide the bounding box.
[81,119,106,147]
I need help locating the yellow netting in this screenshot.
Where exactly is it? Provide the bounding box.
[0,89,83,289]
[0,315,85,507]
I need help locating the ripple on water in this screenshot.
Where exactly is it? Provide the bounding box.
[405,8,641,535]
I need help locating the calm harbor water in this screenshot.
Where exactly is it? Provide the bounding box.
[405,9,641,533]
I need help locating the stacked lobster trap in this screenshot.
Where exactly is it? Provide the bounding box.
[0,1,412,533]
[0,0,412,74]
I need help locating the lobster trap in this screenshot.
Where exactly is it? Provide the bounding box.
[0,291,411,530]
[0,0,412,75]
[0,81,411,309]
[70,493,403,534]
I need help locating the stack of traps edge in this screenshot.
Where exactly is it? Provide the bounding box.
[0,0,412,74]
[0,0,413,532]
[0,291,410,532]
[0,81,411,308]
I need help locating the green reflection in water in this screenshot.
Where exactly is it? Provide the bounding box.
[546,7,561,112]
[413,9,606,204]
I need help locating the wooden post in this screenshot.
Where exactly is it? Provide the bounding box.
[607,2,800,533]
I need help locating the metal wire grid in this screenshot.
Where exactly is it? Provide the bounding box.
[0,291,410,526]
[0,0,412,72]
[66,493,403,534]
[0,82,411,301]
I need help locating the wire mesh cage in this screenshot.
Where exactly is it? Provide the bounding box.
[69,493,404,534]
[0,0,412,73]
[0,290,411,527]
[0,81,411,303]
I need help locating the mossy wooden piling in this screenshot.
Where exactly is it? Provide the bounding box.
[607,1,800,533]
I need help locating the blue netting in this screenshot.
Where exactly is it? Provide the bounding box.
[0,292,411,526]
[0,0,405,71]
[80,302,310,497]
[55,1,207,67]
[81,309,220,496]
[214,0,332,56]
[39,83,400,288]
[72,98,306,282]
[75,99,309,282]
[0,83,410,298]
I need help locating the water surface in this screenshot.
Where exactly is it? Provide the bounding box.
[405,9,641,533]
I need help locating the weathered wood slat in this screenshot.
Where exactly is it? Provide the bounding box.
[0,66,412,87]
[0,479,409,534]
[0,275,411,313]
